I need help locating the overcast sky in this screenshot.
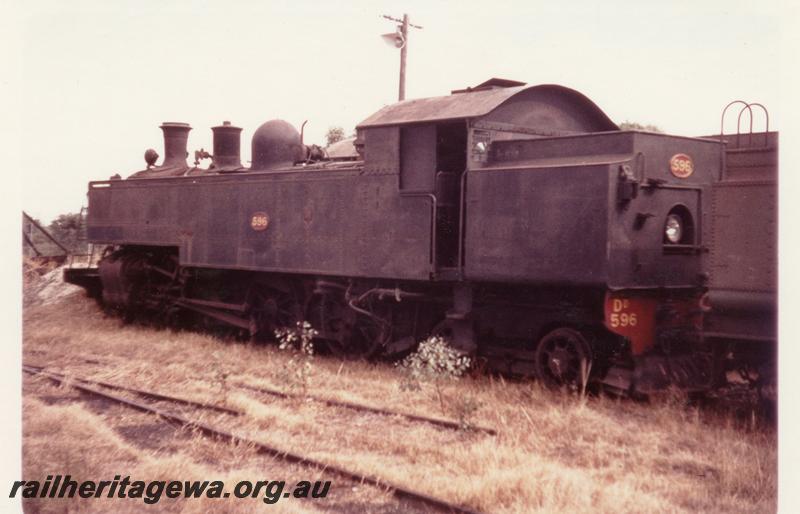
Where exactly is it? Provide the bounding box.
[5,0,791,223]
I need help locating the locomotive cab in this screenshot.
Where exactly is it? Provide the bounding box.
[395,121,467,268]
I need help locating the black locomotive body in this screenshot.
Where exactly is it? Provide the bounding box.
[704,128,778,384]
[67,80,730,394]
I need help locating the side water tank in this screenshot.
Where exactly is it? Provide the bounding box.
[251,119,301,169]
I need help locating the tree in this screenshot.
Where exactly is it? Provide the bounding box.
[50,212,82,232]
[619,121,663,133]
[49,213,87,253]
[23,212,86,255]
[325,126,346,146]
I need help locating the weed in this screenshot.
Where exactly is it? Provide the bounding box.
[397,336,480,428]
[275,321,318,396]
[210,351,230,403]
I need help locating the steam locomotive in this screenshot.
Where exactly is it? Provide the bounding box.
[65,78,777,395]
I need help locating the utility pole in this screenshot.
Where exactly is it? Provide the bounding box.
[381,14,422,101]
[398,14,408,101]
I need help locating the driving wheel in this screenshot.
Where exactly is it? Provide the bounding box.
[534,327,592,390]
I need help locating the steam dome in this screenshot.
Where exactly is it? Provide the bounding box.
[251,119,301,169]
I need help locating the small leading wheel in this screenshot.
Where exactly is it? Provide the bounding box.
[534,327,592,390]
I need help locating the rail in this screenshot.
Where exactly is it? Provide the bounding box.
[236,380,498,435]
[23,364,484,514]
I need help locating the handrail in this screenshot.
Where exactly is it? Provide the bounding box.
[720,100,749,147]
[720,100,771,149]
[746,103,770,147]
[718,100,772,180]
[457,168,468,278]
[735,103,755,147]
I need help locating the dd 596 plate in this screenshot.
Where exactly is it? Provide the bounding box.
[250,212,270,231]
[669,153,694,178]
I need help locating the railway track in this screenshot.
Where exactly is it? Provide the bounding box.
[235,381,498,435]
[24,363,240,415]
[25,360,497,435]
[23,364,485,514]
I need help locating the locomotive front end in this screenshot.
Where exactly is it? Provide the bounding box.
[602,134,720,392]
[465,122,721,393]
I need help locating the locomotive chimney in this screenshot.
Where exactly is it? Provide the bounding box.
[211,121,243,170]
[160,122,192,167]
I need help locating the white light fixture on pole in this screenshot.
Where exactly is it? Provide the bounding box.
[381,14,422,101]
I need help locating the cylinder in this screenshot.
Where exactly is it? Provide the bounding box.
[211,121,242,169]
[160,122,191,167]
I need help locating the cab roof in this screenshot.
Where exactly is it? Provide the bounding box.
[357,83,619,132]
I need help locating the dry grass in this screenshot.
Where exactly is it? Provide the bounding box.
[22,283,777,513]
[22,393,333,513]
